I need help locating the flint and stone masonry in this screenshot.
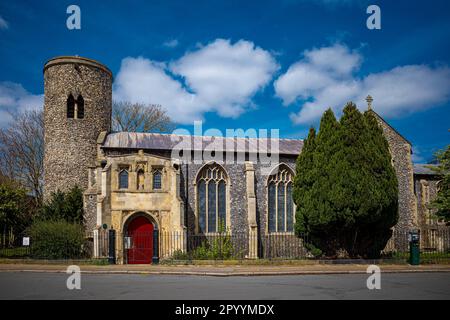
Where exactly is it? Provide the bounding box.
[42,56,438,263]
[43,56,112,200]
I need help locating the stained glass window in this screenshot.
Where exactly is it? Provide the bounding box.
[119,169,128,189]
[277,182,285,231]
[207,182,216,233]
[197,164,227,233]
[198,180,206,233]
[218,180,226,231]
[286,183,293,232]
[267,165,295,232]
[268,182,276,232]
[153,169,162,190]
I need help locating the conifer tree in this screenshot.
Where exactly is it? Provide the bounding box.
[355,110,398,256]
[294,109,343,255]
[294,103,398,258]
[293,127,316,236]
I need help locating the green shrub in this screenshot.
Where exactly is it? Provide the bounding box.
[29,220,86,259]
[192,234,235,260]
[192,243,211,259]
[0,183,31,243]
[38,186,84,223]
[171,249,189,260]
[304,243,323,258]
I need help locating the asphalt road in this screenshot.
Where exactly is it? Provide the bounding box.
[0,272,449,299]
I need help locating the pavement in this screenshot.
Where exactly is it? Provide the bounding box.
[0,262,449,276]
[1,272,450,299]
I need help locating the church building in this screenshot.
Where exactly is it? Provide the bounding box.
[43,56,442,264]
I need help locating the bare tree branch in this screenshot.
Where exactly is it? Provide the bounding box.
[0,110,44,207]
[112,101,175,133]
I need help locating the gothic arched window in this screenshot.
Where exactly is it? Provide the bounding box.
[196,164,227,233]
[119,169,129,189]
[267,165,294,233]
[152,169,162,190]
[67,94,75,118]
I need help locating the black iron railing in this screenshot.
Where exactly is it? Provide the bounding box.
[1,227,449,263]
[0,230,110,260]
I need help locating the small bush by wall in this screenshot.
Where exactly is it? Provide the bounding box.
[29,220,86,259]
[191,235,235,260]
[170,234,238,260]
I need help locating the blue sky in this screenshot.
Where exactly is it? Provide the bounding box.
[0,0,449,163]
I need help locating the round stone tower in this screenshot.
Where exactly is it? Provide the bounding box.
[43,56,112,200]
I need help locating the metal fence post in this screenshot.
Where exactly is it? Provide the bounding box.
[153,229,159,264]
[108,229,116,264]
[93,229,99,258]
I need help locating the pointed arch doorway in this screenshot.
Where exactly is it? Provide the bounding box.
[124,214,156,264]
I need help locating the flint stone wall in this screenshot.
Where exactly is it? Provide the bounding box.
[43,57,112,201]
[372,111,417,232]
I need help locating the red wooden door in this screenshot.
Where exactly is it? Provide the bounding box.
[126,216,153,264]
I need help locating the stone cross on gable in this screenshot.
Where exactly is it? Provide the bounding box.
[366,95,373,110]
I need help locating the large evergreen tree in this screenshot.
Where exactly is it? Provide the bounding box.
[293,127,316,236]
[294,103,398,258]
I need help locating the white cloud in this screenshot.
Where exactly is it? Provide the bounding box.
[0,15,8,30]
[171,39,279,117]
[113,57,200,123]
[275,44,361,107]
[114,39,279,123]
[163,39,179,48]
[304,43,362,76]
[274,63,336,105]
[289,80,360,124]
[274,43,450,124]
[354,65,450,117]
[0,82,43,127]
